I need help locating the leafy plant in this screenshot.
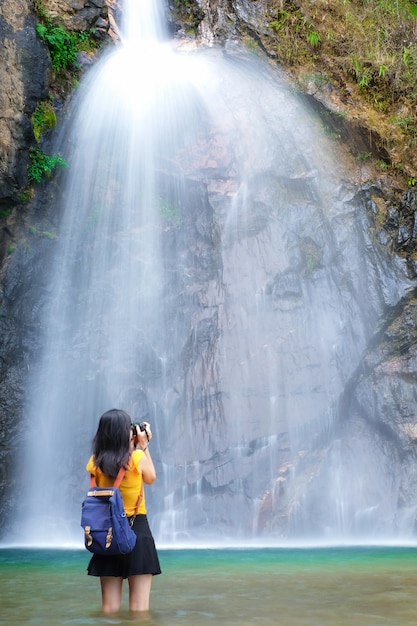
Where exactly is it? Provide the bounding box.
[270,11,290,32]
[28,147,68,184]
[246,37,259,51]
[403,46,414,66]
[376,159,389,170]
[35,3,99,73]
[352,56,372,88]
[75,30,100,53]
[307,30,321,47]
[379,64,388,77]
[36,22,78,71]
[355,152,372,161]
[392,115,417,138]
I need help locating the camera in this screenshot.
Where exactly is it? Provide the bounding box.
[131,422,148,440]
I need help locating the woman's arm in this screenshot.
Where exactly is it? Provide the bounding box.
[136,422,157,484]
[139,447,157,484]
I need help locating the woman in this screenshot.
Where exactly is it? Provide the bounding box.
[86,408,161,613]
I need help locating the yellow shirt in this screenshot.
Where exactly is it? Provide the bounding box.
[86,449,146,516]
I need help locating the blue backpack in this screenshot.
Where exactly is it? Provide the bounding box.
[81,464,142,555]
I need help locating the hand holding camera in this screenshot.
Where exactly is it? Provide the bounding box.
[131,421,152,451]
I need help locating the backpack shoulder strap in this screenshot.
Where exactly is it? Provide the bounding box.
[89,461,143,518]
[113,466,127,488]
[134,482,144,515]
[89,465,127,489]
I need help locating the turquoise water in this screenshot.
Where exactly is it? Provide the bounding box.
[1,547,417,625]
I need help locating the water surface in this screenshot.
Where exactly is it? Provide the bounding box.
[1,546,416,625]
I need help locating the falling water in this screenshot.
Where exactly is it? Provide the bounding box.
[16,0,208,543]
[10,0,411,546]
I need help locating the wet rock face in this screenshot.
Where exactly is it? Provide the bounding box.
[0,1,50,521]
[0,0,116,531]
[168,0,273,45]
[39,0,120,37]
[40,0,106,30]
[2,0,417,542]
[35,0,117,30]
[0,2,49,205]
[0,0,117,209]
[299,291,417,539]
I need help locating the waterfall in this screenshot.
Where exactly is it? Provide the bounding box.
[10,0,412,547]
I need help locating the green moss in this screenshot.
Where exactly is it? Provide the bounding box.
[159,198,182,226]
[170,0,205,32]
[29,226,58,239]
[31,99,57,142]
[300,237,322,276]
[0,207,12,219]
[19,188,34,203]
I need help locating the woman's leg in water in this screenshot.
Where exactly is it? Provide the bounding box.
[100,576,123,613]
[128,574,153,612]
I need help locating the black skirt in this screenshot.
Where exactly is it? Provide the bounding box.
[87,514,161,579]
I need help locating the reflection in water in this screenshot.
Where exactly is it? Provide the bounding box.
[1,547,416,625]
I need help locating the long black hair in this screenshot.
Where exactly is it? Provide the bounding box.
[92,408,132,478]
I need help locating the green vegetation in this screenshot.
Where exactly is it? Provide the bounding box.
[36,22,78,71]
[26,4,96,196]
[0,207,12,219]
[169,0,205,35]
[300,237,322,276]
[29,226,57,239]
[270,6,321,61]
[245,37,259,52]
[268,0,417,101]
[355,152,372,162]
[159,197,182,226]
[19,188,34,203]
[306,30,321,48]
[34,1,99,73]
[31,99,57,142]
[266,0,417,181]
[28,147,68,184]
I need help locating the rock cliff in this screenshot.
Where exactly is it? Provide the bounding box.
[0,0,115,528]
[1,0,417,541]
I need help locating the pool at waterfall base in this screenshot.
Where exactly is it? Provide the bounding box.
[1,546,416,625]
